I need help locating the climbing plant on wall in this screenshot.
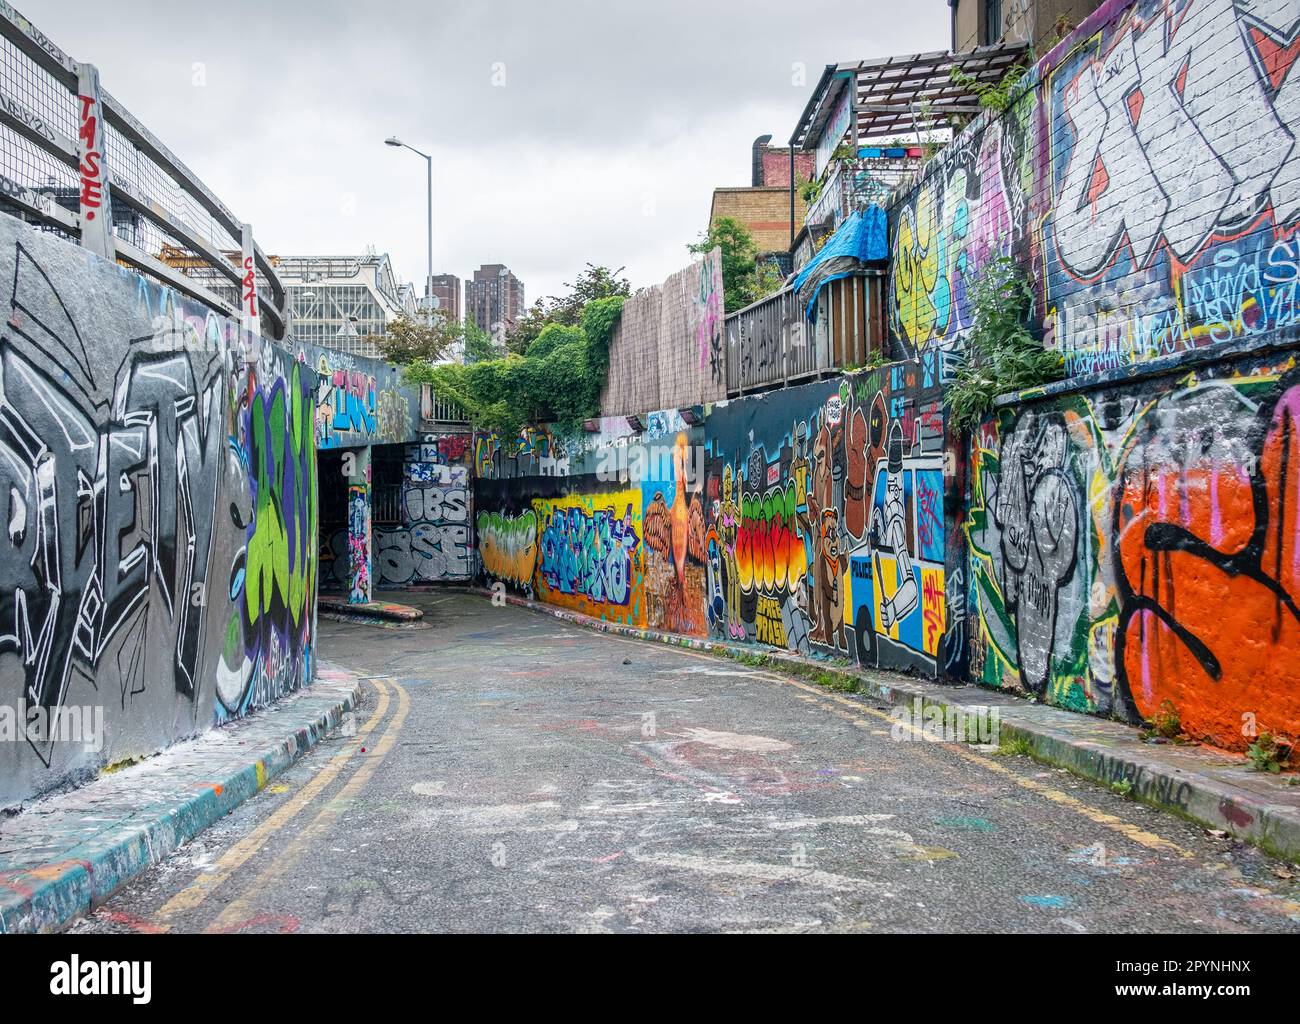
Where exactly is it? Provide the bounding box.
[506,264,631,355]
[948,257,1063,431]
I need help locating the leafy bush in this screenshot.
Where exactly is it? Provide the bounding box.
[1247,732,1292,774]
[949,64,1028,114]
[526,323,585,361]
[947,257,1063,432]
[406,295,625,439]
[797,175,823,204]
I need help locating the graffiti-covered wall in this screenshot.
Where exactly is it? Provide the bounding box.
[296,340,418,451]
[320,433,473,591]
[888,0,1300,378]
[475,411,708,628]
[0,216,318,808]
[383,434,472,585]
[703,357,954,673]
[881,0,1300,750]
[968,348,1300,751]
[477,475,648,625]
[476,366,956,674]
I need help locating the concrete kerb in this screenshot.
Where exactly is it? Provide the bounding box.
[475,587,1300,863]
[0,665,363,933]
[318,596,425,623]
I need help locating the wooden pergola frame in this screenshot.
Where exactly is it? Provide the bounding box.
[785,41,1030,246]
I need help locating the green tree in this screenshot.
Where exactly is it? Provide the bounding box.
[462,319,499,364]
[506,263,631,354]
[689,217,768,311]
[368,311,462,365]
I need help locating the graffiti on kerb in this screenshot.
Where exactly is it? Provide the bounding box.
[0,221,317,806]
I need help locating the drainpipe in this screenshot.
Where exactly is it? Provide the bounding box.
[789,147,796,250]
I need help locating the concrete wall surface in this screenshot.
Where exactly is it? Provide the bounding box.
[0,216,318,807]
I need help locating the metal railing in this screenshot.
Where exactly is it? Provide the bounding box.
[421,385,470,427]
[725,274,879,396]
[0,2,287,338]
[805,154,922,234]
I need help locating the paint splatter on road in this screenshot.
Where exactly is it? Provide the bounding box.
[72,596,1300,934]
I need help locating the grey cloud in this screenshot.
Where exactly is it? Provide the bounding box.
[26,0,948,301]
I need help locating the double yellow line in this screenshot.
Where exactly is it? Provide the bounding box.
[152,677,410,933]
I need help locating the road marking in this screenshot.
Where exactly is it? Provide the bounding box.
[789,683,1192,857]
[202,679,412,933]
[599,633,1193,858]
[151,679,392,928]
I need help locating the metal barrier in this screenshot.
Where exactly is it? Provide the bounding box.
[421,384,470,427]
[0,2,287,338]
[725,275,880,396]
[805,155,921,233]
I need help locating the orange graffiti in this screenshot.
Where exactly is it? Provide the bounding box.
[1118,386,1300,750]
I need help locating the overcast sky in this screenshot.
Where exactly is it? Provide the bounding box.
[35,0,948,304]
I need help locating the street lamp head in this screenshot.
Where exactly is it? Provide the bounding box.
[384,136,403,148]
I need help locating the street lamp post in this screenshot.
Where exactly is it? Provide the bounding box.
[384,136,433,324]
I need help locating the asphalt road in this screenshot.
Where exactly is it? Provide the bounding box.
[73,593,1300,934]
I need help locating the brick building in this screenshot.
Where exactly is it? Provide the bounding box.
[709,187,809,255]
[708,134,815,257]
[949,0,1104,53]
[426,273,461,321]
[752,135,816,188]
[465,264,526,335]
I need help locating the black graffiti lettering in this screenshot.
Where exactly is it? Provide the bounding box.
[1,244,227,766]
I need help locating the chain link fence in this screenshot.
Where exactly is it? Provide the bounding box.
[0,2,286,336]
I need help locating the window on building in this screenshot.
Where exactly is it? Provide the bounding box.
[984,0,1002,43]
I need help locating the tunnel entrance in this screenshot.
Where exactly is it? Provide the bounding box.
[317,435,474,601]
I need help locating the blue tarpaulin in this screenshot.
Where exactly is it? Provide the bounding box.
[792,206,888,320]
